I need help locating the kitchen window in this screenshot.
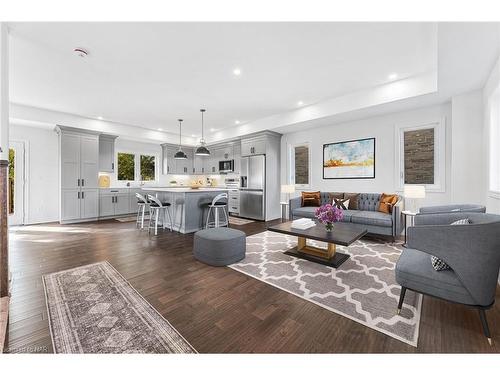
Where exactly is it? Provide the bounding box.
[395,119,446,192]
[289,143,310,188]
[117,152,157,182]
[117,152,135,181]
[140,155,156,181]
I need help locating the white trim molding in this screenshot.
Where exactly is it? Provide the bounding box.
[287,141,311,190]
[394,117,446,193]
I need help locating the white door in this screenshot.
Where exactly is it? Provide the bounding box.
[8,141,25,225]
[81,189,99,219]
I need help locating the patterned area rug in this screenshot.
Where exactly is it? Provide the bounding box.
[229,231,422,346]
[43,261,196,353]
[229,216,255,225]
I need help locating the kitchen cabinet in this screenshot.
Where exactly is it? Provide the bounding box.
[193,153,205,174]
[99,134,118,173]
[233,142,241,174]
[99,189,130,217]
[57,126,100,223]
[241,136,267,156]
[81,189,99,219]
[161,144,178,174]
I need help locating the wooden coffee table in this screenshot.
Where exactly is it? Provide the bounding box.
[267,221,367,268]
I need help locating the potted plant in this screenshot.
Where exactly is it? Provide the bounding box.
[315,204,343,231]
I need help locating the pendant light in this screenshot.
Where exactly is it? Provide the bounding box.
[174,119,188,159]
[195,109,210,156]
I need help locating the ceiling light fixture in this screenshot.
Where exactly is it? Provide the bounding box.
[297,101,304,106]
[388,73,398,80]
[97,116,103,120]
[174,119,188,160]
[195,109,210,156]
[157,128,163,131]
[233,68,242,76]
[235,120,240,125]
[210,128,215,132]
[73,47,89,58]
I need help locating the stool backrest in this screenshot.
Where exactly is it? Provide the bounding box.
[136,193,148,204]
[211,193,228,206]
[147,194,163,208]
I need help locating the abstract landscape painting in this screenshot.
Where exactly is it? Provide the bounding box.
[323,138,375,179]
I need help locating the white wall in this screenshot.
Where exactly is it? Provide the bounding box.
[10,124,59,224]
[483,54,500,214]
[450,90,485,205]
[280,103,453,207]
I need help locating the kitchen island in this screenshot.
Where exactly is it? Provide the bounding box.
[141,187,230,233]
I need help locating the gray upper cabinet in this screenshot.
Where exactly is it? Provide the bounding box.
[99,135,117,173]
[241,136,267,156]
[194,153,205,174]
[161,144,178,174]
[233,142,241,174]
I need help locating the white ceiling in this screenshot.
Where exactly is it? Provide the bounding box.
[8,22,438,139]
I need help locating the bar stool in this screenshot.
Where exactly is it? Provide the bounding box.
[147,194,173,235]
[205,193,229,229]
[135,193,150,229]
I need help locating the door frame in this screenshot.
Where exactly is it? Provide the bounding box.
[8,140,27,226]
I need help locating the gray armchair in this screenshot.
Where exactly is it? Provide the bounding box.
[396,212,500,345]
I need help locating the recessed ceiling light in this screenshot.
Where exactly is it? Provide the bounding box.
[97,116,103,120]
[232,68,242,76]
[157,128,163,131]
[388,73,398,80]
[297,101,304,106]
[235,120,240,125]
[191,134,197,138]
[210,128,216,132]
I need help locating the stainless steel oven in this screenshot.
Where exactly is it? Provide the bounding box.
[219,159,234,173]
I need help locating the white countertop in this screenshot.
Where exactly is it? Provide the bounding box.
[141,187,231,193]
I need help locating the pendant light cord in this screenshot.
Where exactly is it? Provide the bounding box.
[178,119,183,150]
[200,109,206,143]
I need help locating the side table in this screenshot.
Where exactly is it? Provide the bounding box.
[401,210,417,247]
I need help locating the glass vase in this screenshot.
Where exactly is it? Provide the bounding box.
[325,222,334,232]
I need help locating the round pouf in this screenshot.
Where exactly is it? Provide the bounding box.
[193,228,246,266]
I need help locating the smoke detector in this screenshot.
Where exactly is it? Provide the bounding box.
[73,47,89,58]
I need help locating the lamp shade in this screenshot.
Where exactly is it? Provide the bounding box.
[281,184,296,194]
[403,185,426,199]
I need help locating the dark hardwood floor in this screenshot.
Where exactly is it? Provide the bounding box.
[6,219,500,353]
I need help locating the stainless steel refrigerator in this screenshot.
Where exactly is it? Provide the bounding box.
[240,155,265,220]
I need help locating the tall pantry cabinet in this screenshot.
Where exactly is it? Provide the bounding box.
[56,126,99,223]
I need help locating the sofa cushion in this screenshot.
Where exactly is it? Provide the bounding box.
[358,193,381,211]
[344,193,360,210]
[301,191,320,207]
[340,210,357,223]
[378,193,399,214]
[351,211,393,227]
[396,248,475,305]
[292,206,317,219]
[328,192,344,205]
[333,197,350,210]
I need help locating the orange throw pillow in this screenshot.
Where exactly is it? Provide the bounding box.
[378,193,398,214]
[301,191,321,207]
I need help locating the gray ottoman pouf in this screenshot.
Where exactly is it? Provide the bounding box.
[193,228,246,266]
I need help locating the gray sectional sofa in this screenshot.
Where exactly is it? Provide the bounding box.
[289,192,403,241]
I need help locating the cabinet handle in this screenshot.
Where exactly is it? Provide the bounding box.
[82,191,85,199]
[78,191,80,199]
[82,179,85,186]
[112,162,114,170]
[115,196,118,203]
[77,179,80,186]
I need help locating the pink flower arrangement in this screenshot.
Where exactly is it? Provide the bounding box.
[315,204,343,231]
